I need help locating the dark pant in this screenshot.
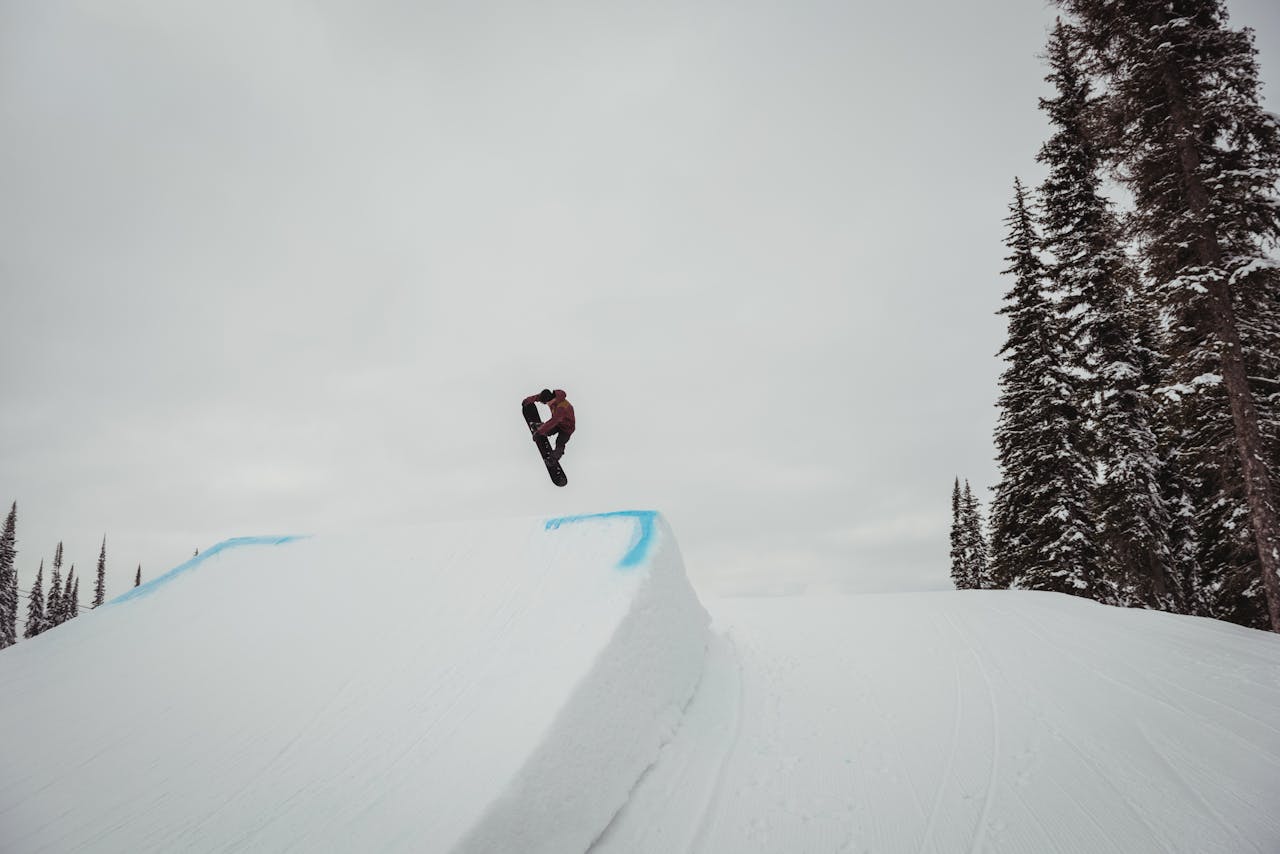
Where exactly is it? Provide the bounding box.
[545,425,574,458]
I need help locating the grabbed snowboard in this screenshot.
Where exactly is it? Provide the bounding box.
[522,402,568,487]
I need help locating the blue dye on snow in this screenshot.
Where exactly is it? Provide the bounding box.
[544,510,658,569]
[110,535,306,605]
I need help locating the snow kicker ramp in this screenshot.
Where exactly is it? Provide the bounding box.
[0,511,710,853]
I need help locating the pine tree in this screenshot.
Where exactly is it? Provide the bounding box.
[1057,0,1280,630]
[989,179,1100,595]
[69,574,79,621]
[990,181,1046,588]
[1136,299,1199,614]
[62,566,75,624]
[93,536,107,608]
[135,565,142,587]
[1036,22,1175,609]
[24,560,46,639]
[962,481,991,589]
[950,478,971,589]
[0,502,17,649]
[47,545,63,628]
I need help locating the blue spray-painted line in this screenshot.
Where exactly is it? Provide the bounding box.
[544,510,659,569]
[109,535,307,605]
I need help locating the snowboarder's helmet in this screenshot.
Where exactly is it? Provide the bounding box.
[538,389,554,403]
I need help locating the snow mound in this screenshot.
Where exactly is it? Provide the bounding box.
[0,511,709,853]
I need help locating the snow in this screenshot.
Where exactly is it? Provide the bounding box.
[1156,372,1224,401]
[1228,256,1279,284]
[614,593,1280,853]
[0,512,709,853]
[3,511,1280,853]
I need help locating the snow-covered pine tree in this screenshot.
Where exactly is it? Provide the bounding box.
[1243,268,1280,473]
[69,575,79,620]
[989,179,1100,595]
[1036,22,1175,610]
[950,478,971,589]
[135,565,142,587]
[0,502,16,649]
[1057,0,1280,630]
[61,566,75,624]
[990,181,1047,589]
[962,481,991,589]
[1134,299,1199,613]
[24,559,46,639]
[47,545,63,628]
[93,537,107,608]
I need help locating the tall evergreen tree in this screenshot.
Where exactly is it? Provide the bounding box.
[962,481,991,589]
[1036,22,1175,609]
[990,179,1100,595]
[24,559,46,639]
[61,566,75,624]
[950,478,971,588]
[0,502,16,649]
[990,181,1047,588]
[47,544,63,628]
[1057,0,1280,630]
[134,565,142,588]
[1135,299,1199,614]
[93,537,107,608]
[68,574,79,621]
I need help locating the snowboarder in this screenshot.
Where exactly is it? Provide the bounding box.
[522,388,575,461]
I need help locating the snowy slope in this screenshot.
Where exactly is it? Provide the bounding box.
[599,591,1280,854]
[0,511,709,853]
[4,513,1280,854]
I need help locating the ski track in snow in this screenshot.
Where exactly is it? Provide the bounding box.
[917,615,965,854]
[687,632,747,854]
[943,610,1000,854]
[682,592,1280,854]
[964,603,1187,854]
[586,632,743,854]
[989,600,1280,852]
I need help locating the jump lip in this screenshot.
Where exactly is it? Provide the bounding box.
[109,534,308,605]
[544,511,660,569]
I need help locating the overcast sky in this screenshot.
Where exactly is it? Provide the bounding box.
[3,0,1278,599]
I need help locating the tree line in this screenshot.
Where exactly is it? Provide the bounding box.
[952,0,1280,633]
[0,502,144,650]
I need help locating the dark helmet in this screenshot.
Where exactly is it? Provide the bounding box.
[538,388,554,403]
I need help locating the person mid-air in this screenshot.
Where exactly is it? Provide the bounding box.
[522,388,575,461]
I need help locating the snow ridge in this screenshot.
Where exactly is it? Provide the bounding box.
[453,512,709,854]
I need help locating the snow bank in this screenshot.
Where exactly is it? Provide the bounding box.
[0,511,709,853]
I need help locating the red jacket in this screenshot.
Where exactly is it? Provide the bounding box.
[524,389,575,435]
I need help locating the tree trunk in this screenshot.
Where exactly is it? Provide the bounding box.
[1207,286,1280,631]
[1162,58,1280,631]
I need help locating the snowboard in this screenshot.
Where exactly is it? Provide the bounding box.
[522,401,568,487]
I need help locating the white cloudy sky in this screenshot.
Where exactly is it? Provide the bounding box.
[3,0,1278,598]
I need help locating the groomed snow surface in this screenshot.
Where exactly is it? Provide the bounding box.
[2,511,1279,853]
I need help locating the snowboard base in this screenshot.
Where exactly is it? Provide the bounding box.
[522,402,568,487]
